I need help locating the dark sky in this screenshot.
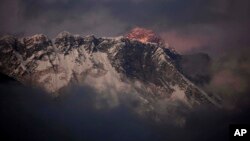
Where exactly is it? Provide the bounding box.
[0,0,249,53]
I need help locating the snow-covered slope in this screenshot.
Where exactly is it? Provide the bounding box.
[0,32,220,111]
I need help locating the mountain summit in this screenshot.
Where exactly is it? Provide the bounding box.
[126,27,162,44]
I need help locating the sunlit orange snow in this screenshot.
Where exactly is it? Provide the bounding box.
[126,27,161,44]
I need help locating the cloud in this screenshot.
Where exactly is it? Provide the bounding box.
[0,84,154,141]
[1,0,249,40]
[0,0,128,37]
[1,82,250,141]
[203,51,250,110]
[0,0,249,55]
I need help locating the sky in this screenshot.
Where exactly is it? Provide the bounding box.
[0,0,250,53]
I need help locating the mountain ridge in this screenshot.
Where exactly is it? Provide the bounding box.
[0,32,221,111]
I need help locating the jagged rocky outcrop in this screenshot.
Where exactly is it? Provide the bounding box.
[0,32,220,113]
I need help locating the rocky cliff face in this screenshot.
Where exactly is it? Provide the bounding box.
[0,32,220,114]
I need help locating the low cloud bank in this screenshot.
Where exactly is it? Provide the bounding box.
[0,83,250,141]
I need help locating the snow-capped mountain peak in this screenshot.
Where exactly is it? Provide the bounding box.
[0,32,221,119]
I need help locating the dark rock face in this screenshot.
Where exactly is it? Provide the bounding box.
[0,32,220,115]
[0,36,25,80]
[179,53,211,86]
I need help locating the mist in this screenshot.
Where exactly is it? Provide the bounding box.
[1,81,250,141]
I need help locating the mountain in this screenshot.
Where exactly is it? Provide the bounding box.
[0,31,221,120]
[126,27,162,44]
